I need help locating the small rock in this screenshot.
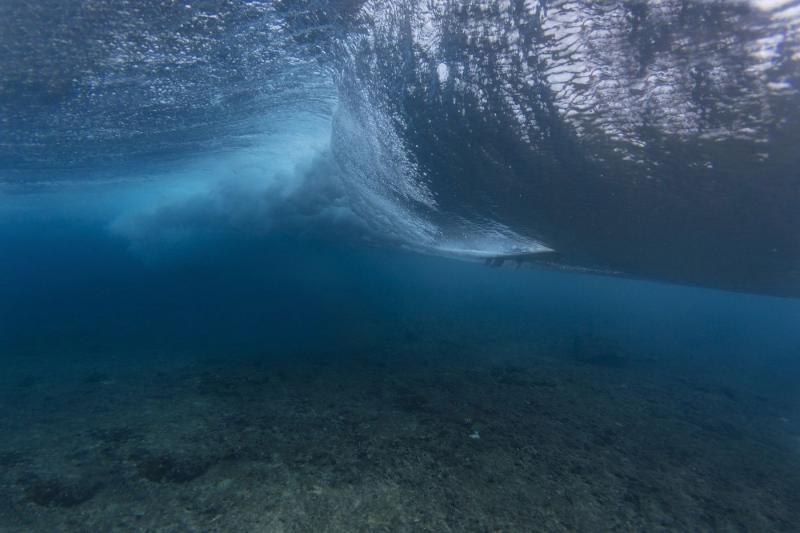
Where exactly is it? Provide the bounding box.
[135,453,212,483]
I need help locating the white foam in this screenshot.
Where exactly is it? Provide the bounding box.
[437,63,449,83]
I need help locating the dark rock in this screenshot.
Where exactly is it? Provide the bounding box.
[570,335,628,368]
[195,377,241,398]
[700,421,745,440]
[395,392,429,413]
[591,428,618,447]
[23,477,101,507]
[136,453,213,483]
[89,427,136,444]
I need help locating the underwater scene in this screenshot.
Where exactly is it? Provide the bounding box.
[1,0,800,531]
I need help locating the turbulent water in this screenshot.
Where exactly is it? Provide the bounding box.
[1,1,800,531]
[4,0,799,293]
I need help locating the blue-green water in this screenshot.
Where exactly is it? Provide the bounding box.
[1,0,799,530]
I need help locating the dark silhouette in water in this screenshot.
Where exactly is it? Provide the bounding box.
[485,251,564,268]
[570,335,629,368]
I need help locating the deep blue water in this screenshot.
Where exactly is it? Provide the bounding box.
[2,0,800,530]
[3,199,799,375]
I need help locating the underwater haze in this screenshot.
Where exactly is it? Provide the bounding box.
[1,0,800,531]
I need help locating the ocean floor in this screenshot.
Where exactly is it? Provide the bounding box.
[0,334,799,532]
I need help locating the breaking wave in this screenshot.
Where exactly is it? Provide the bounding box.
[1,0,799,295]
